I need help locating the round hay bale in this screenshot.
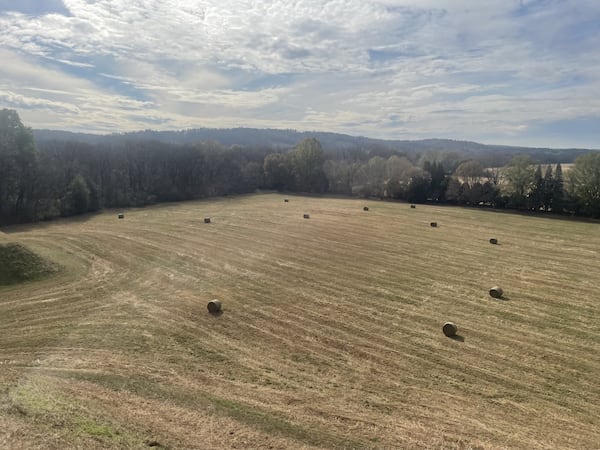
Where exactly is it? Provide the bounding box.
[442,322,457,337]
[207,299,222,313]
[284,199,289,202]
[363,206,369,211]
[489,238,498,245]
[204,217,211,223]
[118,213,124,219]
[430,222,437,227]
[410,204,416,209]
[489,286,503,298]
[303,214,310,219]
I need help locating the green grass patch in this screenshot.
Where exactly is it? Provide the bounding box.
[59,370,365,449]
[0,242,59,285]
[8,378,67,417]
[77,419,121,438]
[6,375,142,446]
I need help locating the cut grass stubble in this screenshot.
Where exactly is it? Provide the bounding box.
[1,194,599,449]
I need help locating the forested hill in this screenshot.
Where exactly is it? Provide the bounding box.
[33,128,595,165]
[3,107,600,225]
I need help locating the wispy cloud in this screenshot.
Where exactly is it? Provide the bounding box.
[0,0,599,147]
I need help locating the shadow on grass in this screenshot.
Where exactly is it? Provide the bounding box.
[449,334,465,342]
[1,211,101,233]
[209,310,223,317]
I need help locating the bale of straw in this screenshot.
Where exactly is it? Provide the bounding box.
[443,322,457,337]
[204,217,211,223]
[118,213,124,219]
[489,286,503,298]
[489,238,498,245]
[430,222,437,227]
[410,204,416,209]
[303,214,310,219]
[284,199,289,202]
[207,299,222,313]
[363,206,369,211]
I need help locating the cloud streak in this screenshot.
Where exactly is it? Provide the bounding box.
[0,0,599,147]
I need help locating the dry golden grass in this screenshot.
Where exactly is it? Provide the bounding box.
[1,194,599,449]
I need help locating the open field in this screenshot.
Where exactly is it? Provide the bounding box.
[1,193,599,449]
[482,163,574,187]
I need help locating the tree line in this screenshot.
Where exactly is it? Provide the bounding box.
[1,108,599,225]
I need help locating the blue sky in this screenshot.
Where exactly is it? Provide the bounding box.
[0,0,599,148]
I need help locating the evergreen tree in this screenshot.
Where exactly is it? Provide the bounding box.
[423,160,446,201]
[529,164,544,210]
[404,171,432,203]
[542,165,554,211]
[481,181,500,206]
[553,163,565,213]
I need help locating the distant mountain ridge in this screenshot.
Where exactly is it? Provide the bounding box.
[33,128,597,164]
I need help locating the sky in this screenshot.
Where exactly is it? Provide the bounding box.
[1,0,599,148]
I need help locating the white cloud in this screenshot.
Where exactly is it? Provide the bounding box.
[0,0,599,146]
[0,90,80,114]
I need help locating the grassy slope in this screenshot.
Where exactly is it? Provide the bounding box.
[0,194,599,449]
[0,243,59,285]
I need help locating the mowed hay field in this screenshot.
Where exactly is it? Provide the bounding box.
[1,194,599,449]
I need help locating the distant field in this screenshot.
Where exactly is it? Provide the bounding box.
[483,163,573,184]
[1,194,599,449]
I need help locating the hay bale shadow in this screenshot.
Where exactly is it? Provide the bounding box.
[449,334,465,342]
[208,309,223,317]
